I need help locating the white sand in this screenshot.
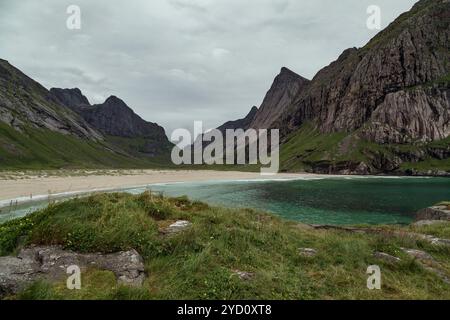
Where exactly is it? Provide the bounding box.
[0,170,333,204]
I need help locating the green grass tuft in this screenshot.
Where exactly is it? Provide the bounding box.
[1,192,450,300]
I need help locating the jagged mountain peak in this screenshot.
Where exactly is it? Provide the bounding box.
[279,67,308,81]
[50,87,91,109]
[249,67,310,129]
[104,95,124,104]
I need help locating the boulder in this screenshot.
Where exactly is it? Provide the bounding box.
[373,252,401,264]
[415,206,450,222]
[161,220,192,235]
[232,270,255,281]
[0,246,145,297]
[298,248,317,257]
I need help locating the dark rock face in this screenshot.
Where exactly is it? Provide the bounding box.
[50,88,91,110]
[51,91,172,156]
[251,67,310,129]
[0,246,145,297]
[215,2,449,176]
[217,106,258,133]
[79,96,167,140]
[0,59,102,140]
[279,0,449,143]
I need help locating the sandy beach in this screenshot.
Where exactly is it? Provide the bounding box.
[0,170,331,204]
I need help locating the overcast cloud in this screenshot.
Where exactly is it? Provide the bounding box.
[0,0,417,136]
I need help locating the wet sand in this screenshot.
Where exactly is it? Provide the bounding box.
[0,170,333,203]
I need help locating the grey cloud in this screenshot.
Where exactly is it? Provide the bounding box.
[0,0,417,135]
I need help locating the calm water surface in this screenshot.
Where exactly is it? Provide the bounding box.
[1,177,449,225]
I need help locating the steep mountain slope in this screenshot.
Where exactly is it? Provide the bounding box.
[250,67,310,129]
[0,61,172,169]
[275,0,450,175]
[52,89,172,157]
[217,106,258,133]
[0,59,101,141]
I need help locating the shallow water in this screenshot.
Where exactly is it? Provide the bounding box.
[1,177,449,225]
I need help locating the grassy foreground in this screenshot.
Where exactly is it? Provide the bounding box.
[0,192,449,300]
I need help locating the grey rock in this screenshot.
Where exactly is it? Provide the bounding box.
[401,248,435,262]
[50,88,90,109]
[162,220,192,235]
[298,248,317,257]
[250,67,310,130]
[74,95,172,156]
[373,252,401,264]
[0,246,145,297]
[401,247,450,284]
[416,206,450,222]
[232,270,255,281]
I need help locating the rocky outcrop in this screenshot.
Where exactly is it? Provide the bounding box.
[401,247,450,284]
[373,252,401,264]
[416,205,450,221]
[0,246,145,297]
[50,88,90,110]
[160,220,192,235]
[298,248,317,258]
[250,67,310,130]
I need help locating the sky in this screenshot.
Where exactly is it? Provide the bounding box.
[0,0,417,137]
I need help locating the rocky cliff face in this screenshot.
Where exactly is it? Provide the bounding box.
[0,60,172,168]
[217,106,258,133]
[79,96,167,140]
[50,88,90,110]
[52,91,172,156]
[279,0,449,143]
[270,0,450,175]
[0,59,102,141]
[251,67,310,129]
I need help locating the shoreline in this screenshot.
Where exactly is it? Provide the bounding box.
[0,170,340,207]
[0,169,440,210]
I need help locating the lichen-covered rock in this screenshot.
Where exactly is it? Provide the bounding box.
[161,220,192,235]
[416,206,450,221]
[0,246,145,297]
[232,270,255,281]
[373,252,401,264]
[298,248,317,258]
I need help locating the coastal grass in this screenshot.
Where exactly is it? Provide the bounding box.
[1,193,450,300]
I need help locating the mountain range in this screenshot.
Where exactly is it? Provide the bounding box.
[0,0,448,174]
[0,60,172,169]
[212,0,449,175]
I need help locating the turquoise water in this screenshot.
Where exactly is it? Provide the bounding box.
[127,177,450,225]
[1,177,449,225]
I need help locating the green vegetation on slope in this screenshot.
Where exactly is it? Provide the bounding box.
[1,193,449,300]
[280,123,450,174]
[0,122,173,170]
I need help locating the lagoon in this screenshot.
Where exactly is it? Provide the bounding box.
[1,176,449,225]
